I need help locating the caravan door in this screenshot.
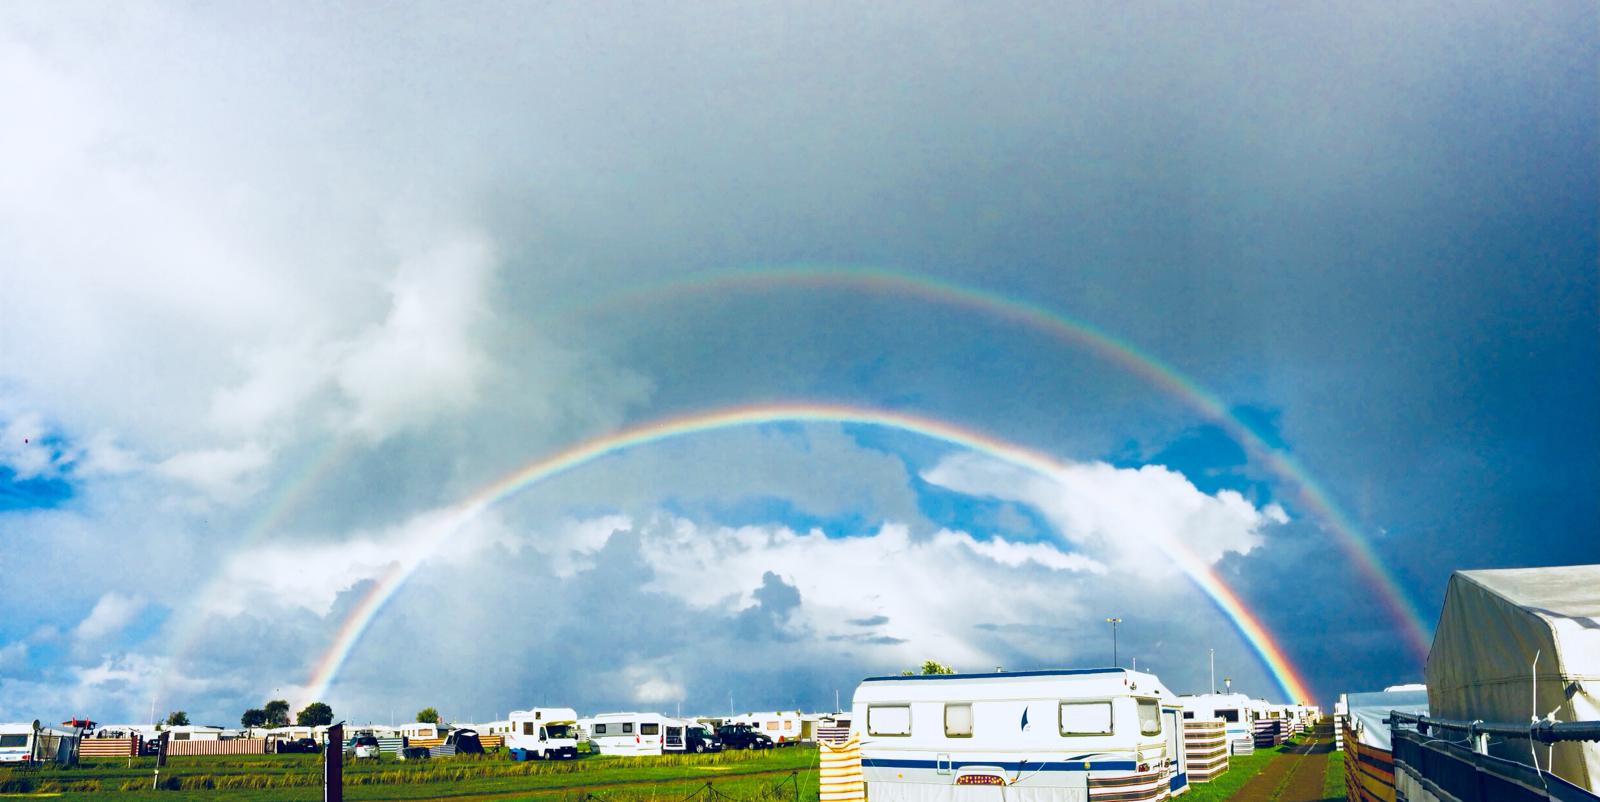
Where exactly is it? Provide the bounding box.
[1164,708,1189,796]
[664,724,686,752]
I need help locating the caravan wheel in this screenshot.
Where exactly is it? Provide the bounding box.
[694,743,706,754]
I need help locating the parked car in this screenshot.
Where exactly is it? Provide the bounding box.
[686,725,723,753]
[715,724,773,750]
[347,734,380,759]
[274,737,321,754]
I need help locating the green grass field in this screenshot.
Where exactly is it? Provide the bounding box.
[0,745,819,801]
[1178,749,1278,802]
[1322,749,1345,801]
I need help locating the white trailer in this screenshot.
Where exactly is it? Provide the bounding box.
[581,712,692,756]
[506,707,580,760]
[853,668,1179,802]
[1178,693,1255,755]
[728,711,806,745]
[0,722,78,765]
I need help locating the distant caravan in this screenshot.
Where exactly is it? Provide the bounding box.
[581,712,695,756]
[852,668,1184,802]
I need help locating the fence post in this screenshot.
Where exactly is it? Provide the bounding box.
[324,722,344,802]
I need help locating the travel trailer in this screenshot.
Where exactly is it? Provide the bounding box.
[1342,686,1427,802]
[506,707,580,760]
[729,711,805,744]
[1161,699,1190,796]
[1178,693,1255,755]
[581,712,692,756]
[0,722,78,765]
[853,668,1179,801]
[399,722,443,741]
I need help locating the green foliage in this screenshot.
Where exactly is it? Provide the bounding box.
[296,702,333,727]
[919,660,956,675]
[240,709,267,729]
[263,699,291,728]
[165,710,190,726]
[415,707,440,724]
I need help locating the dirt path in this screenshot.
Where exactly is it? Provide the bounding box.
[1229,721,1333,802]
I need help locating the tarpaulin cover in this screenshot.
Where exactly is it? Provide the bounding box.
[1346,689,1428,752]
[1425,565,1600,791]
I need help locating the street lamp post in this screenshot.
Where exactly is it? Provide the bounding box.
[1105,618,1122,666]
[1210,649,1215,694]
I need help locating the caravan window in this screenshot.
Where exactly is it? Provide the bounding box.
[0,735,26,748]
[593,724,608,735]
[641,723,660,736]
[622,723,634,734]
[1182,711,1195,719]
[523,722,536,736]
[1219,709,1240,723]
[1059,702,1113,736]
[1136,699,1161,736]
[944,704,973,737]
[867,705,912,736]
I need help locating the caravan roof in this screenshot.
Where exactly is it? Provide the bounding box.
[1344,688,1427,752]
[858,668,1172,702]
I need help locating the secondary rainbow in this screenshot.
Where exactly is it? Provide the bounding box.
[302,402,1316,707]
[556,265,1434,657]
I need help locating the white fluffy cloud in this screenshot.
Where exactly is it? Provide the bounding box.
[922,453,1287,578]
[74,592,146,643]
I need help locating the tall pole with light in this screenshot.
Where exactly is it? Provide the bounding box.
[1105,618,1122,667]
[1210,649,1216,694]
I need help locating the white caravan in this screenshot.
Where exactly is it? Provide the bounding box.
[853,668,1179,802]
[582,712,692,756]
[0,723,77,765]
[1179,693,1255,755]
[506,707,580,760]
[729,711,805,745]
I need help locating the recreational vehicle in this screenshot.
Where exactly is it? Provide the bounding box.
[729,711,805,744]
[1177,693,1254,755]
[853,668,1179,802]
[581,712,693,756]
[0,722,78,765]
[506,707,580,760]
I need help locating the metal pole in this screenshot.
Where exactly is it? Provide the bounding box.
[1105,618,1121,666]
[1210,649,1215,694]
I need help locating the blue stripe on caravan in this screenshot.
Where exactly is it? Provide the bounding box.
[1170,772,1187,791]
[861,668,1127,682]
[863,758,1139,772]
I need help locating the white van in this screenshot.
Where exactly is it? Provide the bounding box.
[506,707,579,760]
[581,712,691,756]
[853,668,1178,801]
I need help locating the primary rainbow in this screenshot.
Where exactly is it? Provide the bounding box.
[558,265,1434,657]
[301,402,1316,706]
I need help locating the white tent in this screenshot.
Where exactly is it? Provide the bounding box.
[1425,565,1600,790]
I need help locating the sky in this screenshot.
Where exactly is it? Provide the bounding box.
[1,1,1596,728]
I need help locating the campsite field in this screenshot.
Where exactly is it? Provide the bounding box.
[0,745,819,801]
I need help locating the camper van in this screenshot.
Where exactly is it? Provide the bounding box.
[581,712,693,756]
[729,711,805,745]
[506,707,579,760]
[1178,693,1255,755]
[853,668,1178,801]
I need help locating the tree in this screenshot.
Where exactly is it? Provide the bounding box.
[416,707,440,724]
[263,699,291,728]
[241,709,268,729]
[919,660,956,675]
[165,710,190,726]
[297,702,334,727]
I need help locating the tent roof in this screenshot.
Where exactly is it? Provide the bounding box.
[1456,565,1600,621]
